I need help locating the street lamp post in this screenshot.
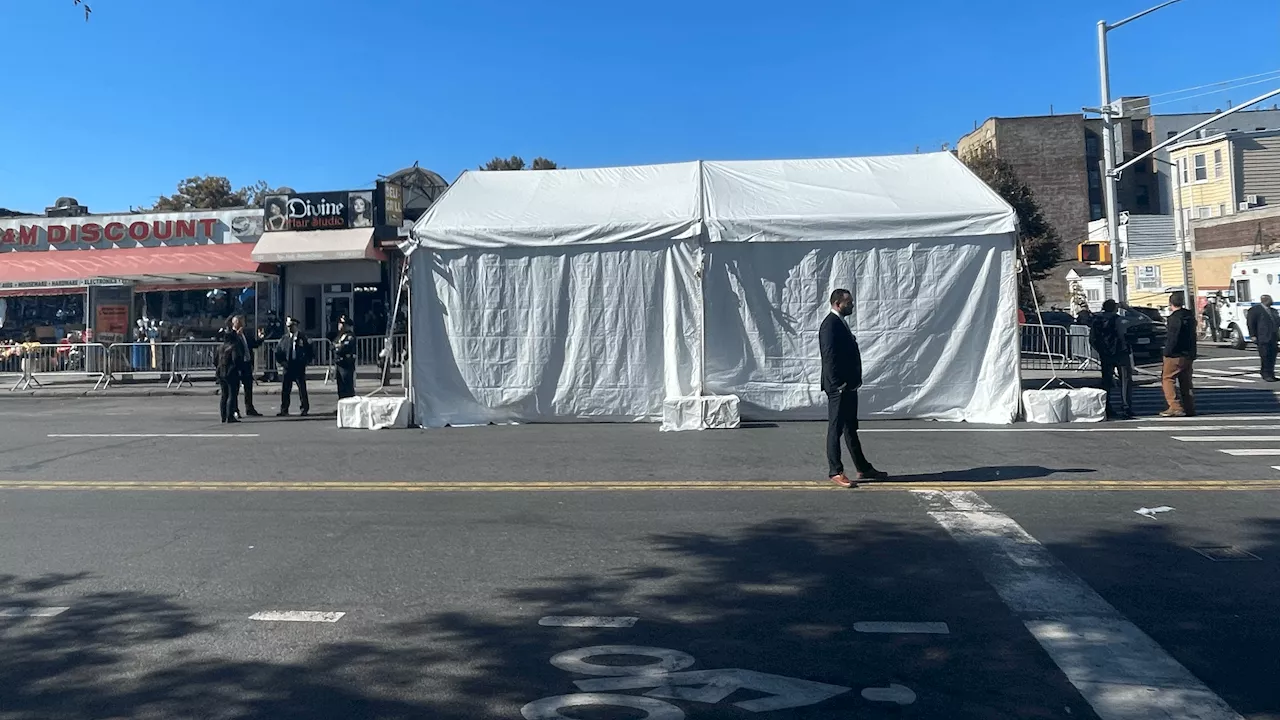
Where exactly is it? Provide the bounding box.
[1097,0,1186,306]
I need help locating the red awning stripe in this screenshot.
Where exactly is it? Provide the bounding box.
[0,243,273,284]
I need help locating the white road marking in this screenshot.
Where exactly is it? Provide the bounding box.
[539,616,639,628]
[1220,449,1280,456]
[862,683,918,705]
[862,425,1280,433]
[1191,373,1254,383]
[1135,506,1175,518]
[918,490,1243,720]
[574,669,851,711]
[48,433,260,438]
[853,621,950,634]
[551,646,695,676]
[1230,366,1262,372]
[522,694,684,720]
[1172,436,1280,442]
[1149,414,1280,421]
[248,611,345,623]
[0,606,69,618]
[1197,356,1258,362]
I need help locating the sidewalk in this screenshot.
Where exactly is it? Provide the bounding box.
[1,370,403,398]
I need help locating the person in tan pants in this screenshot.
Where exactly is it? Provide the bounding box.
[1161,291,1197,417]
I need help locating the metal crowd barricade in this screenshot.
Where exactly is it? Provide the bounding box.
[1019,323,1071,371]
[104,342,175,382]
[2,342,111,391]
[1067,325,1100,371]
[168,341,223,388]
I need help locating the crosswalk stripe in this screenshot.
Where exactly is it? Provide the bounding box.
[1220,449,1280,456]
[1173,436,1280,442]
[1191,374,1255,383]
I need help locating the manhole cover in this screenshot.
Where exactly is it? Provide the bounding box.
[1192,546,1261,562]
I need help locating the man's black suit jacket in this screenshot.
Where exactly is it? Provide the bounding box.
[819,312,862,394]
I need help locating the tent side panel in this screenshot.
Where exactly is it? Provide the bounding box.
[702,237,1018,423]
[409,241,700,426]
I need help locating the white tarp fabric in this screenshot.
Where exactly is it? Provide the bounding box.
[408,153,1020,427]
[412,162,703,250]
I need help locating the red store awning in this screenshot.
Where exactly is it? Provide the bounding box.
[0,244,275,294]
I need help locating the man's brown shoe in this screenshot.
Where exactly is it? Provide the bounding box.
[1159,409,1186,418]
[858,469,890,481]
[830,474,857,488]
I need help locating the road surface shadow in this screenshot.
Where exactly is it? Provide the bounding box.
[887,466,1095,483]
[3,511,1277,718]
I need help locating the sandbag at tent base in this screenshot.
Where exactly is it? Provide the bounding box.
[338,397,412,430]
[1021,389,1107,424]
[661,395,741,432]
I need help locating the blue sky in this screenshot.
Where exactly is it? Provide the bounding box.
[1,0,1277,212]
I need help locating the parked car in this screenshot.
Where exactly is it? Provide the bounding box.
[1118,308,1166,366]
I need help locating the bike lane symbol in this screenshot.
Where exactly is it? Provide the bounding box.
[522,644,901,719]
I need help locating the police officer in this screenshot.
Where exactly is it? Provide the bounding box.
[275,317,313,416]
[333,315,358,399]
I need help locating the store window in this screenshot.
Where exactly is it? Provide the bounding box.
[133,287,261,341]
[0,294,87,342]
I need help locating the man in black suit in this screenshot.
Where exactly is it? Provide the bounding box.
[1247,294,1279,381]
[276,317,313,416]
[230,314,264,417]
[820,288,887,488]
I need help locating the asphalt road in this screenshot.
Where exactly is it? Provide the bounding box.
[2,393,1280,719]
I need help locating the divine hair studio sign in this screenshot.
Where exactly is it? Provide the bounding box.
[0,209,263,252]
[262,190,375,232]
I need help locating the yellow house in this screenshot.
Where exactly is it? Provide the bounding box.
[1170,129,1280,227]
[1126,252,1188,308]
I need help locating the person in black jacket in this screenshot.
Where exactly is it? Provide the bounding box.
[229,315,264,418]
[214,330,246,424]
[1161,291,1197,417]
[333,315,358,400]
[1247,295,1279,381]
[819,288,887,488]
[1090,300,1134,419]
[275,317,313,416]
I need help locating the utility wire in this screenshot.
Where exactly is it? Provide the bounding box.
[1146,68,1280,100]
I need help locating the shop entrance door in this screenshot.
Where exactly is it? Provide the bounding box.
[323,285,353,340]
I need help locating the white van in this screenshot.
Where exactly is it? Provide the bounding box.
[1221,255,1280,349]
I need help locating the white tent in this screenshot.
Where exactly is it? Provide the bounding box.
[406,153,1020,427]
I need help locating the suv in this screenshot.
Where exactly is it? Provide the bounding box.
[1118,308,1166,365]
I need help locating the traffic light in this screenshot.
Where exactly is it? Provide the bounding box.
[1077,242,1111,264]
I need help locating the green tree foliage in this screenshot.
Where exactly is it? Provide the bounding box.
[150,176,276,212]
[963,155,1064,303]
[480,156,559,171]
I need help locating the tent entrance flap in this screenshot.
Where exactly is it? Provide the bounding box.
[251,229,385,263]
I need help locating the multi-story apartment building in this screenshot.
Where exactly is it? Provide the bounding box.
[1169,129,1280,226]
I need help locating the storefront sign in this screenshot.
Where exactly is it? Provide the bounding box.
[263,191,376,232]
[0,209,263,252]
[376,181,404,228]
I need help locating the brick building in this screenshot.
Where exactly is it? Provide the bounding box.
[1191,206,1280,295]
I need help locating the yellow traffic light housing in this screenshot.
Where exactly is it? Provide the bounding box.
[1077,242,1111,264]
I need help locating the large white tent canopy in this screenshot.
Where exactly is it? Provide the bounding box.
[406,153,1020,427]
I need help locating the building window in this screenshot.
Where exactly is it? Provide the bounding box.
[1137,266,1162,291]
[1220,204,1227,217]
[1214,149,1224,178]
[1179,157,1189,183]
[1091,203,1104,220]
[1198,206,1212,219]
[1167,131,1178,139]
[1194,153,1208,181]
[1088,169,1100,189]
[1136,185,1150,207]
[1085,136,1099,155]
[1086,289,1102,303]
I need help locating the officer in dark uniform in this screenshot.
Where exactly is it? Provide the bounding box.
[333,315,358,399]
[275,316,313,416]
